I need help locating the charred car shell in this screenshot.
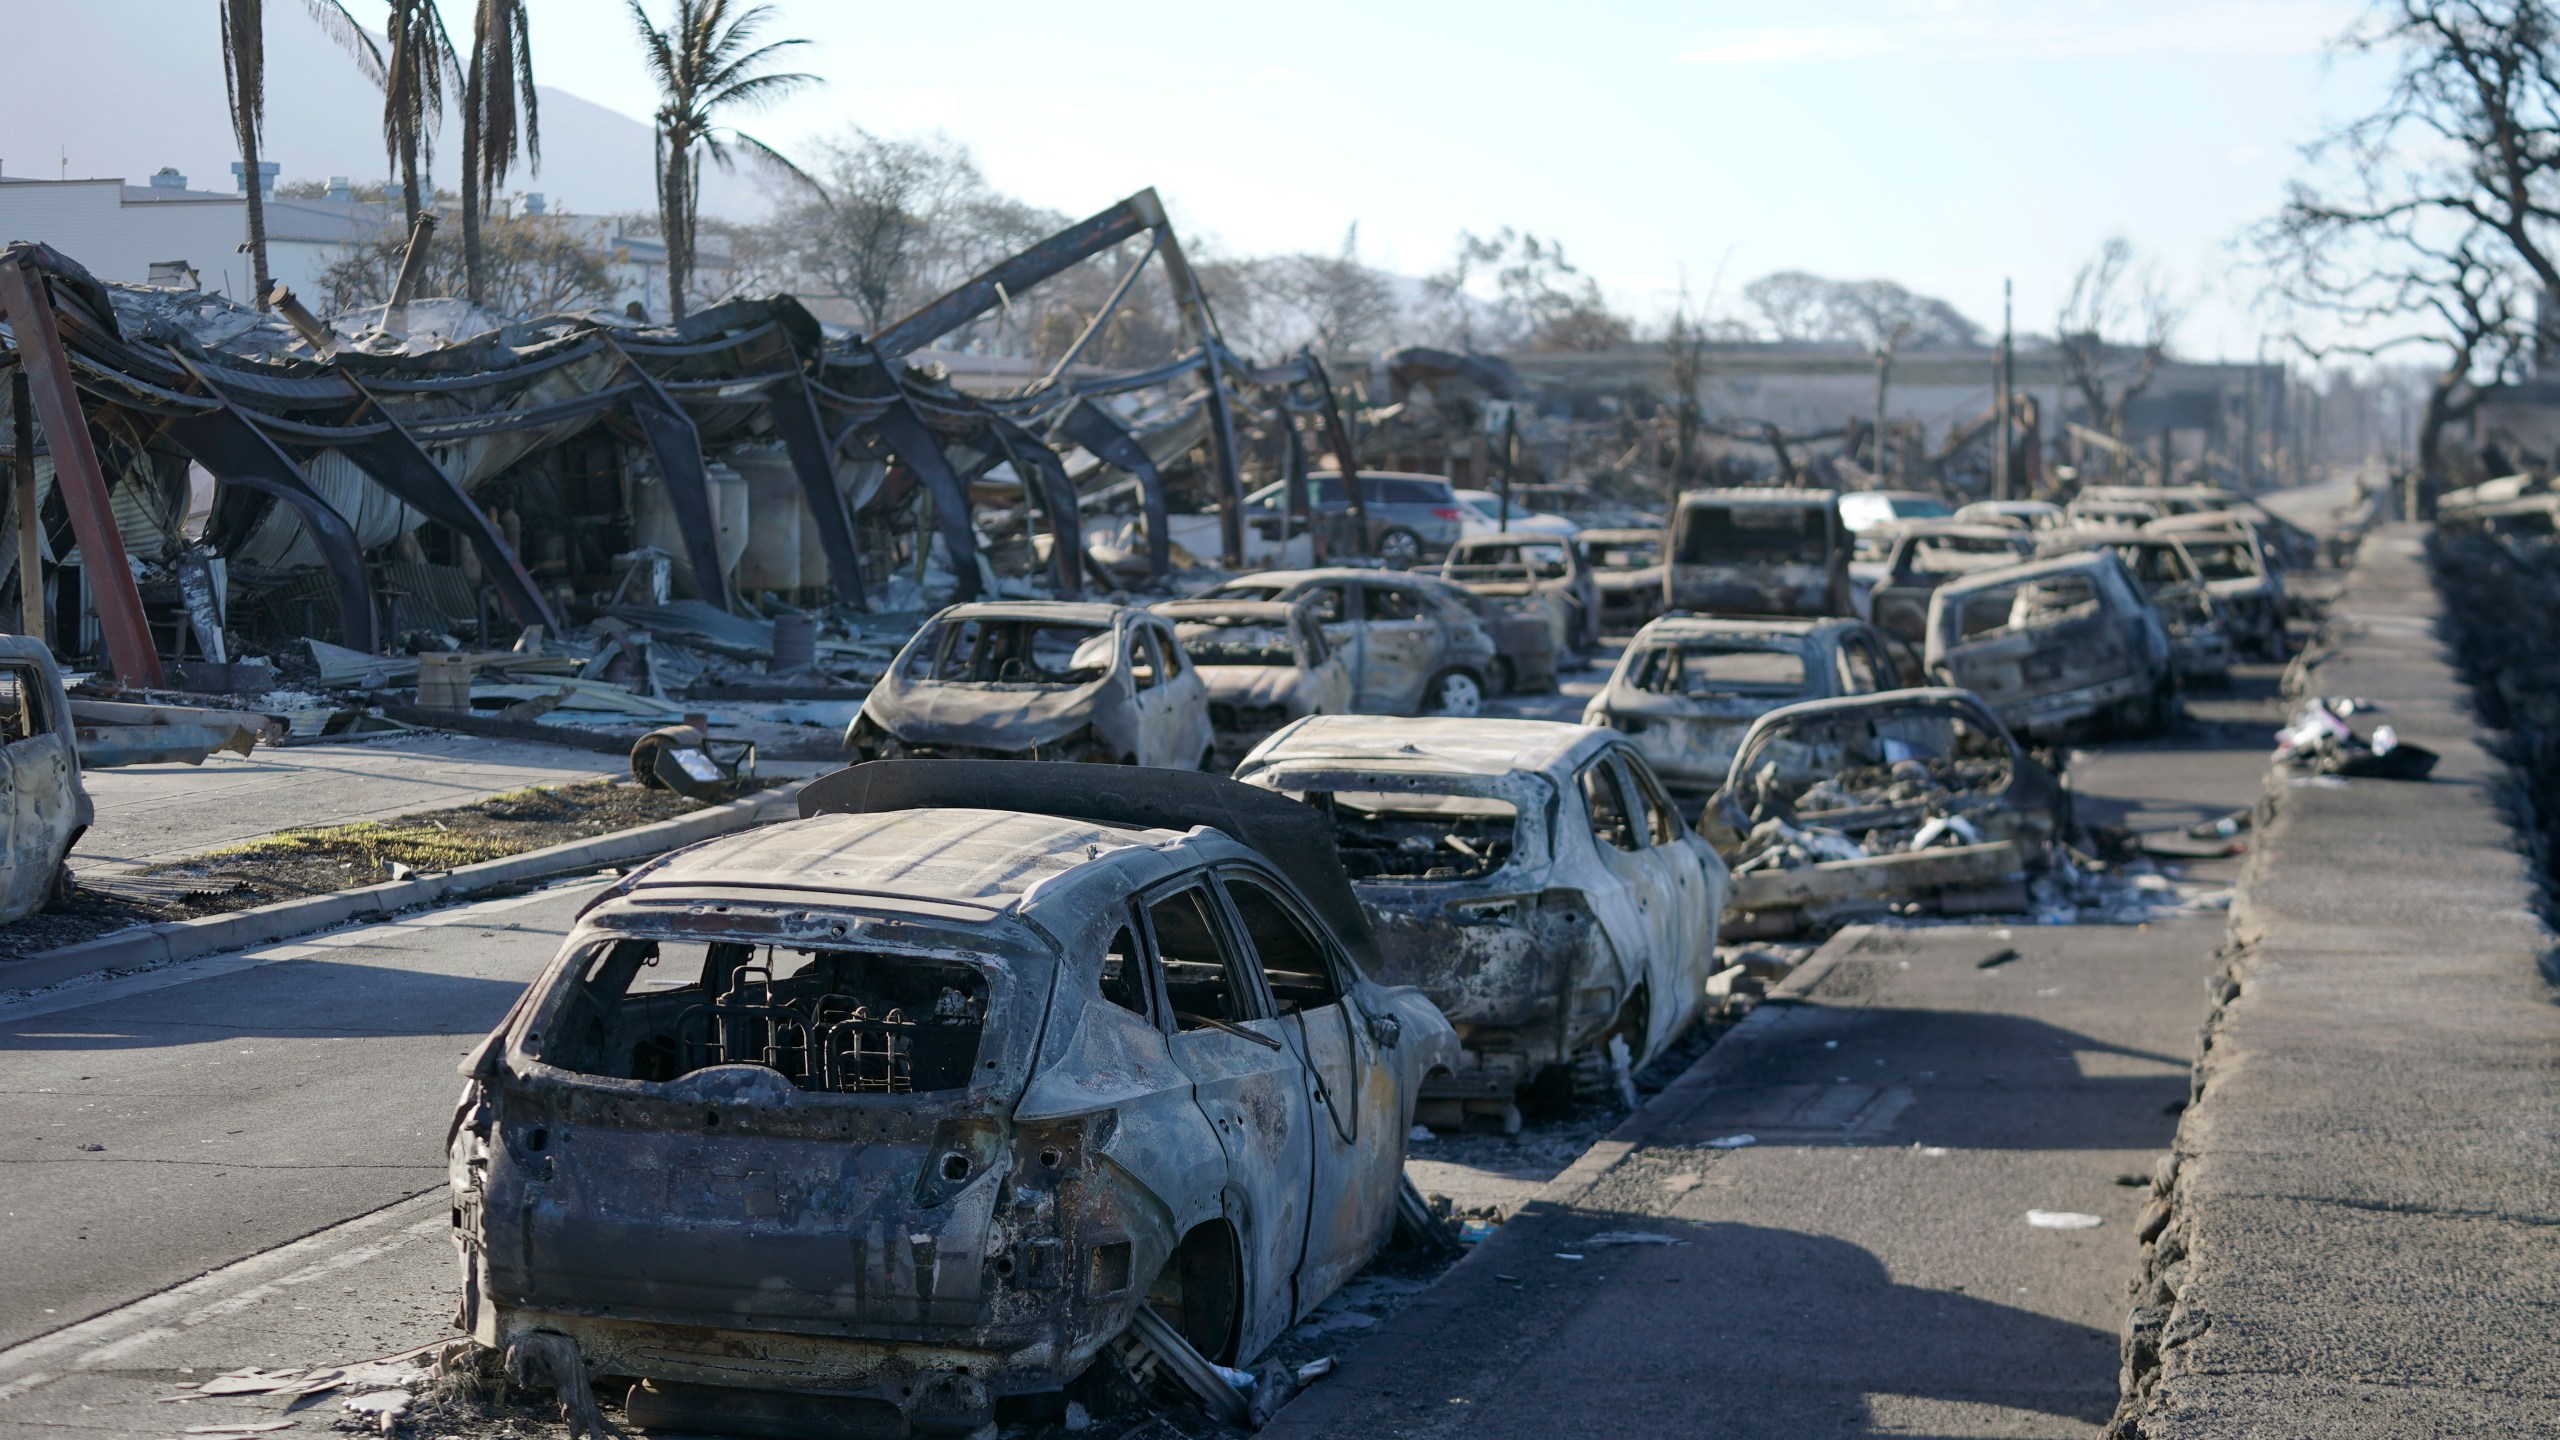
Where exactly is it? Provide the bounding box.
[1581,615,1896,797]
[1576,528,1667,634]
[1198,568,1502,716]
[448,762,1457,1435]
[1151,598,1352,769]
[1234,716,1731,1123]
[848,601,1214,769]
[2040,526,2232,681]
[1438,533,1601,658]
[1701,687,2066,937]
[1925,551,2176,739]
[1664,488,1853,619]
[0,636,91,922]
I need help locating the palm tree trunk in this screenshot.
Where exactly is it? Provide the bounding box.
[662,139,691,321]
[460,43,485,305]
[399,131,421,232]
[240,125,273,309]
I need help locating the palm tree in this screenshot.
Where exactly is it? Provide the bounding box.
[460,0,540,307]
[218,0,274,309]
[626,1,821,321]
[303,0,461,231]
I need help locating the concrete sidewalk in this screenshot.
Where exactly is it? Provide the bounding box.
[2116,526,2560,1435]
[1266,919,2222,1440]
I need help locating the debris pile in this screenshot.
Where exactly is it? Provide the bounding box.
[1730,753,2017,874]
[2272,695,2437,780]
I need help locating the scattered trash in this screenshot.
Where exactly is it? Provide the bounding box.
[1293,1356,1338,1384]
[1918,1146,1951,1157]
[1410,1124,1436,1143]
[1583,1230,1687,1247]
[197,1368,306,1396]
[2274,697,2437,780]
[2026,1210,2105,1230]
[341,1388,412,1431]
[1699,1134,1758,1149]
[1458,1218,1499,1244]
[1976,947,2021,969]
[1552,1253,1586,1261]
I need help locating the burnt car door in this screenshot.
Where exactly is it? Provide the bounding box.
[1567,753,1678,1056]
[1600,750,1713,1058]
[1294,610,1354,716]
[1291,582,1361,699]
[0,658,74,915]
[1357,582,1439,713]
[1216,870,1401,1312]
[1142,880,1312,1357]
[1129,621,1210,768]
[1835,628,1892,695]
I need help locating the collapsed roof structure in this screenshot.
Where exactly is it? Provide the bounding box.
[0,187,1369,688]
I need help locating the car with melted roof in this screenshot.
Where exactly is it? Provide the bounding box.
[847,601,1214,769]
[1152,598,1353,769]
[1582,615,1897,797]
[1235,717,1731,1125]
[447,762,1458,1438]
[1198,568,1502,716]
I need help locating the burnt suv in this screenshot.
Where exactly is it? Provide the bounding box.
[447,763,1457,1436]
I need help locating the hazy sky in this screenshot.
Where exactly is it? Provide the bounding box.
[9,0,2400,355]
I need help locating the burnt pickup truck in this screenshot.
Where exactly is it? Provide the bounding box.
[447,762,1458,1437]
[1663,488,1853,619]
[0,635,91,924]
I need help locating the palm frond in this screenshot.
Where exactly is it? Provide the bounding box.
[701,37,813,95]
[699,69,818,116]
[301,0,385,86]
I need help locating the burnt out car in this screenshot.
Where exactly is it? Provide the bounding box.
[1581,615,1896,797]
[1234,717,1730,1128]
[847,602,1214,769]
[2040,526,2232,681]
[447,762,1459,1436]
[1199,568,1501,715]
[0,636,90,922]
[1699,687,2066,937]
[1858,522,2037,646]
[1438,533,1601,657]
[1152,598,1352,769]
[1925,551,2176,738]
[1664,487,1853,619]
[1576,528,1666,633]
[2145,512,2288,660]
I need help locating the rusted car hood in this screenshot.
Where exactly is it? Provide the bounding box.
[864,676,1105,751]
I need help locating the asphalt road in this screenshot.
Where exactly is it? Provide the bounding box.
[0,612,2293,1436]
[0,881,594,1350]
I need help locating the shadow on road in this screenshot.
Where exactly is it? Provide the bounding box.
[0,957,525,1051]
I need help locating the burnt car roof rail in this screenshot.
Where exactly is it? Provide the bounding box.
[798,759,1383,970]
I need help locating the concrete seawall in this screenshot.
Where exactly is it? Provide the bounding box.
[2113,524,2560,1435]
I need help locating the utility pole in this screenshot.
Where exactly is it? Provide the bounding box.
[2244,338,2262,491]
[1997,278,2015,500]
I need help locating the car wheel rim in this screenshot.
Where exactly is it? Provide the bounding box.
[1435,674,1482,716]
[1380,532,1419,566]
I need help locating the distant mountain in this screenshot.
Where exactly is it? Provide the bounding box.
[0,1,765,218]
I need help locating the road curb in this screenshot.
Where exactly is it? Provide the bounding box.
[0,779,813,995]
